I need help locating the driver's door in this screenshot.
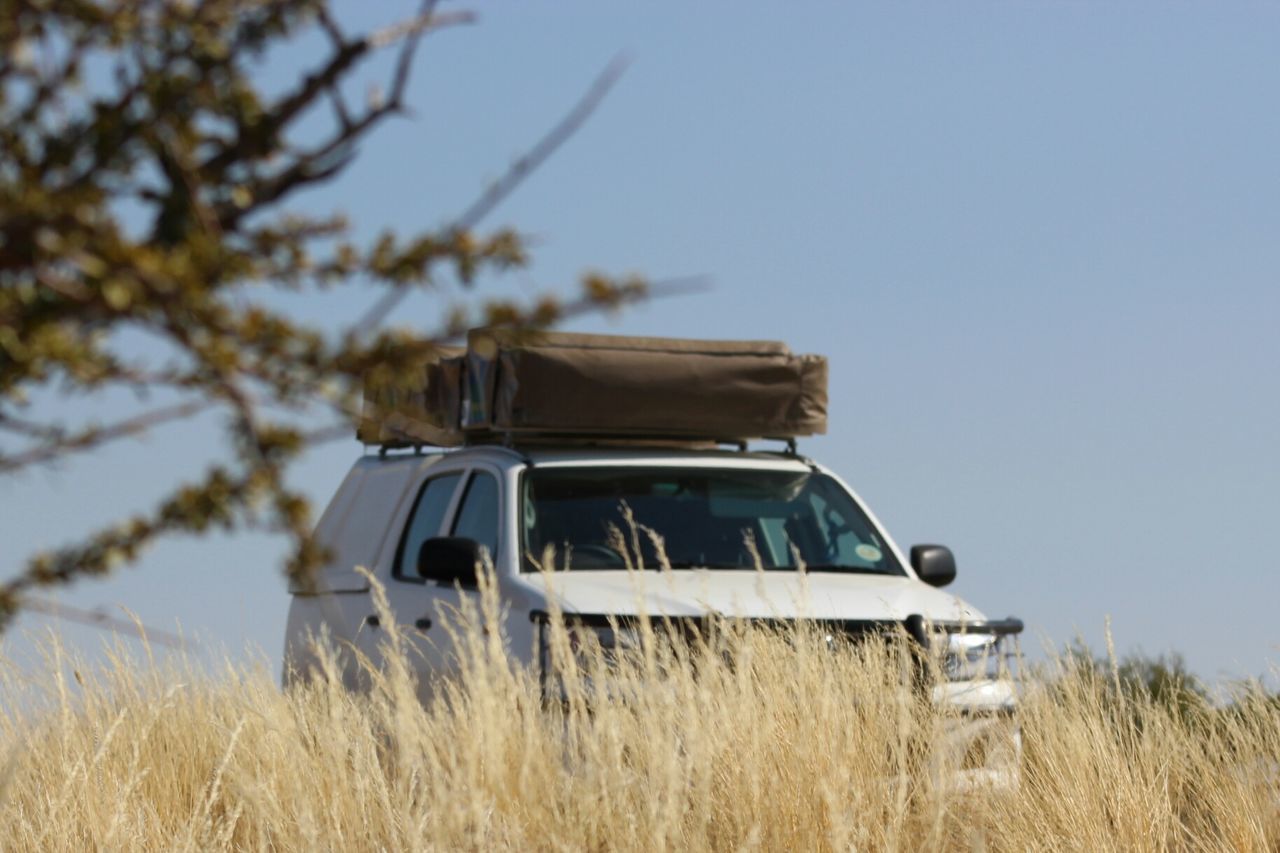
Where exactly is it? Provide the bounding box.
[358,462,501,697]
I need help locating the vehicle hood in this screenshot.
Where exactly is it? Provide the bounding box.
[519,569,984,624]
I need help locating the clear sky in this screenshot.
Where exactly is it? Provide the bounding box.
[3,2,1278,683]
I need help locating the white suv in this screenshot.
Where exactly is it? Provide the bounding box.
[283,442,1022,718]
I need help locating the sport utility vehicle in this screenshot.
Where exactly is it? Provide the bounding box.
[284,330,1023,781]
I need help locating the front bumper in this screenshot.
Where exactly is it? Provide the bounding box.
[529,609,1026,785]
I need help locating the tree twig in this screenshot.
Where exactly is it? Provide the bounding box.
[0,400,212,474]
[353,54,632,333]
[23,596,191,649]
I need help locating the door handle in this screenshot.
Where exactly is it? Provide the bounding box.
[366,614,429,631]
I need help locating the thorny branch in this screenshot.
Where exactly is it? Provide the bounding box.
[0,1,651,628]
[23,596,190,649]
[0,400,212,475]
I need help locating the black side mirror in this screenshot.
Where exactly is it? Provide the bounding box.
[418,537,482,587]
[910,544,956,588]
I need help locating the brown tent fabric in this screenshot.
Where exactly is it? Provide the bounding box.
[359,330,827,446]
[464,329,827,440]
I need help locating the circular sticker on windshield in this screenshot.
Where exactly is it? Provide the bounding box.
[855,543,883,563]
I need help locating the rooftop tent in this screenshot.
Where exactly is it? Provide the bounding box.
[359,330,828,447]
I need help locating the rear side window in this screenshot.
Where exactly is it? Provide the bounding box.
[451,472,500,564]
[395,473,462,579]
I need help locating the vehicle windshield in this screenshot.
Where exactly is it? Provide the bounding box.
[521,466,904,575]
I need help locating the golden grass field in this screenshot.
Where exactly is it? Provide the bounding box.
[1,577,1277,851]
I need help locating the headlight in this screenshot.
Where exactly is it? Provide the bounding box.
[940,632,1003,682]
[905,615,1023,684]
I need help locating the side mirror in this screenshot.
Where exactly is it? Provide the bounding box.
[910,544,956,588]
[418,537,482,587]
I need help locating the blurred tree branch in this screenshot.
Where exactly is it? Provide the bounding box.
[24,595,189,649]
[0,0,649,625]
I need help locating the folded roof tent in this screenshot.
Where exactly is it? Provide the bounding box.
[359,330,827,448]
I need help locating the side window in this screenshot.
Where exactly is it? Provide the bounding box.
[451,471,500,564]
[395,473,462,580]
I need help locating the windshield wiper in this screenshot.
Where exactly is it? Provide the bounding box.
[661,561,749,570]
[658,562,894,574]
[800,564,894,575]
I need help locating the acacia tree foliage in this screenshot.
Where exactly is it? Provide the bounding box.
[0,0,647,626]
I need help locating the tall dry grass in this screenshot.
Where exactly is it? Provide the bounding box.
[1,576,1277,851]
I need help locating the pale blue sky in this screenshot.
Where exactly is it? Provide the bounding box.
[3,2,1278,681]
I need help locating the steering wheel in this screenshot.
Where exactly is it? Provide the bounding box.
[569,543,628,569]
